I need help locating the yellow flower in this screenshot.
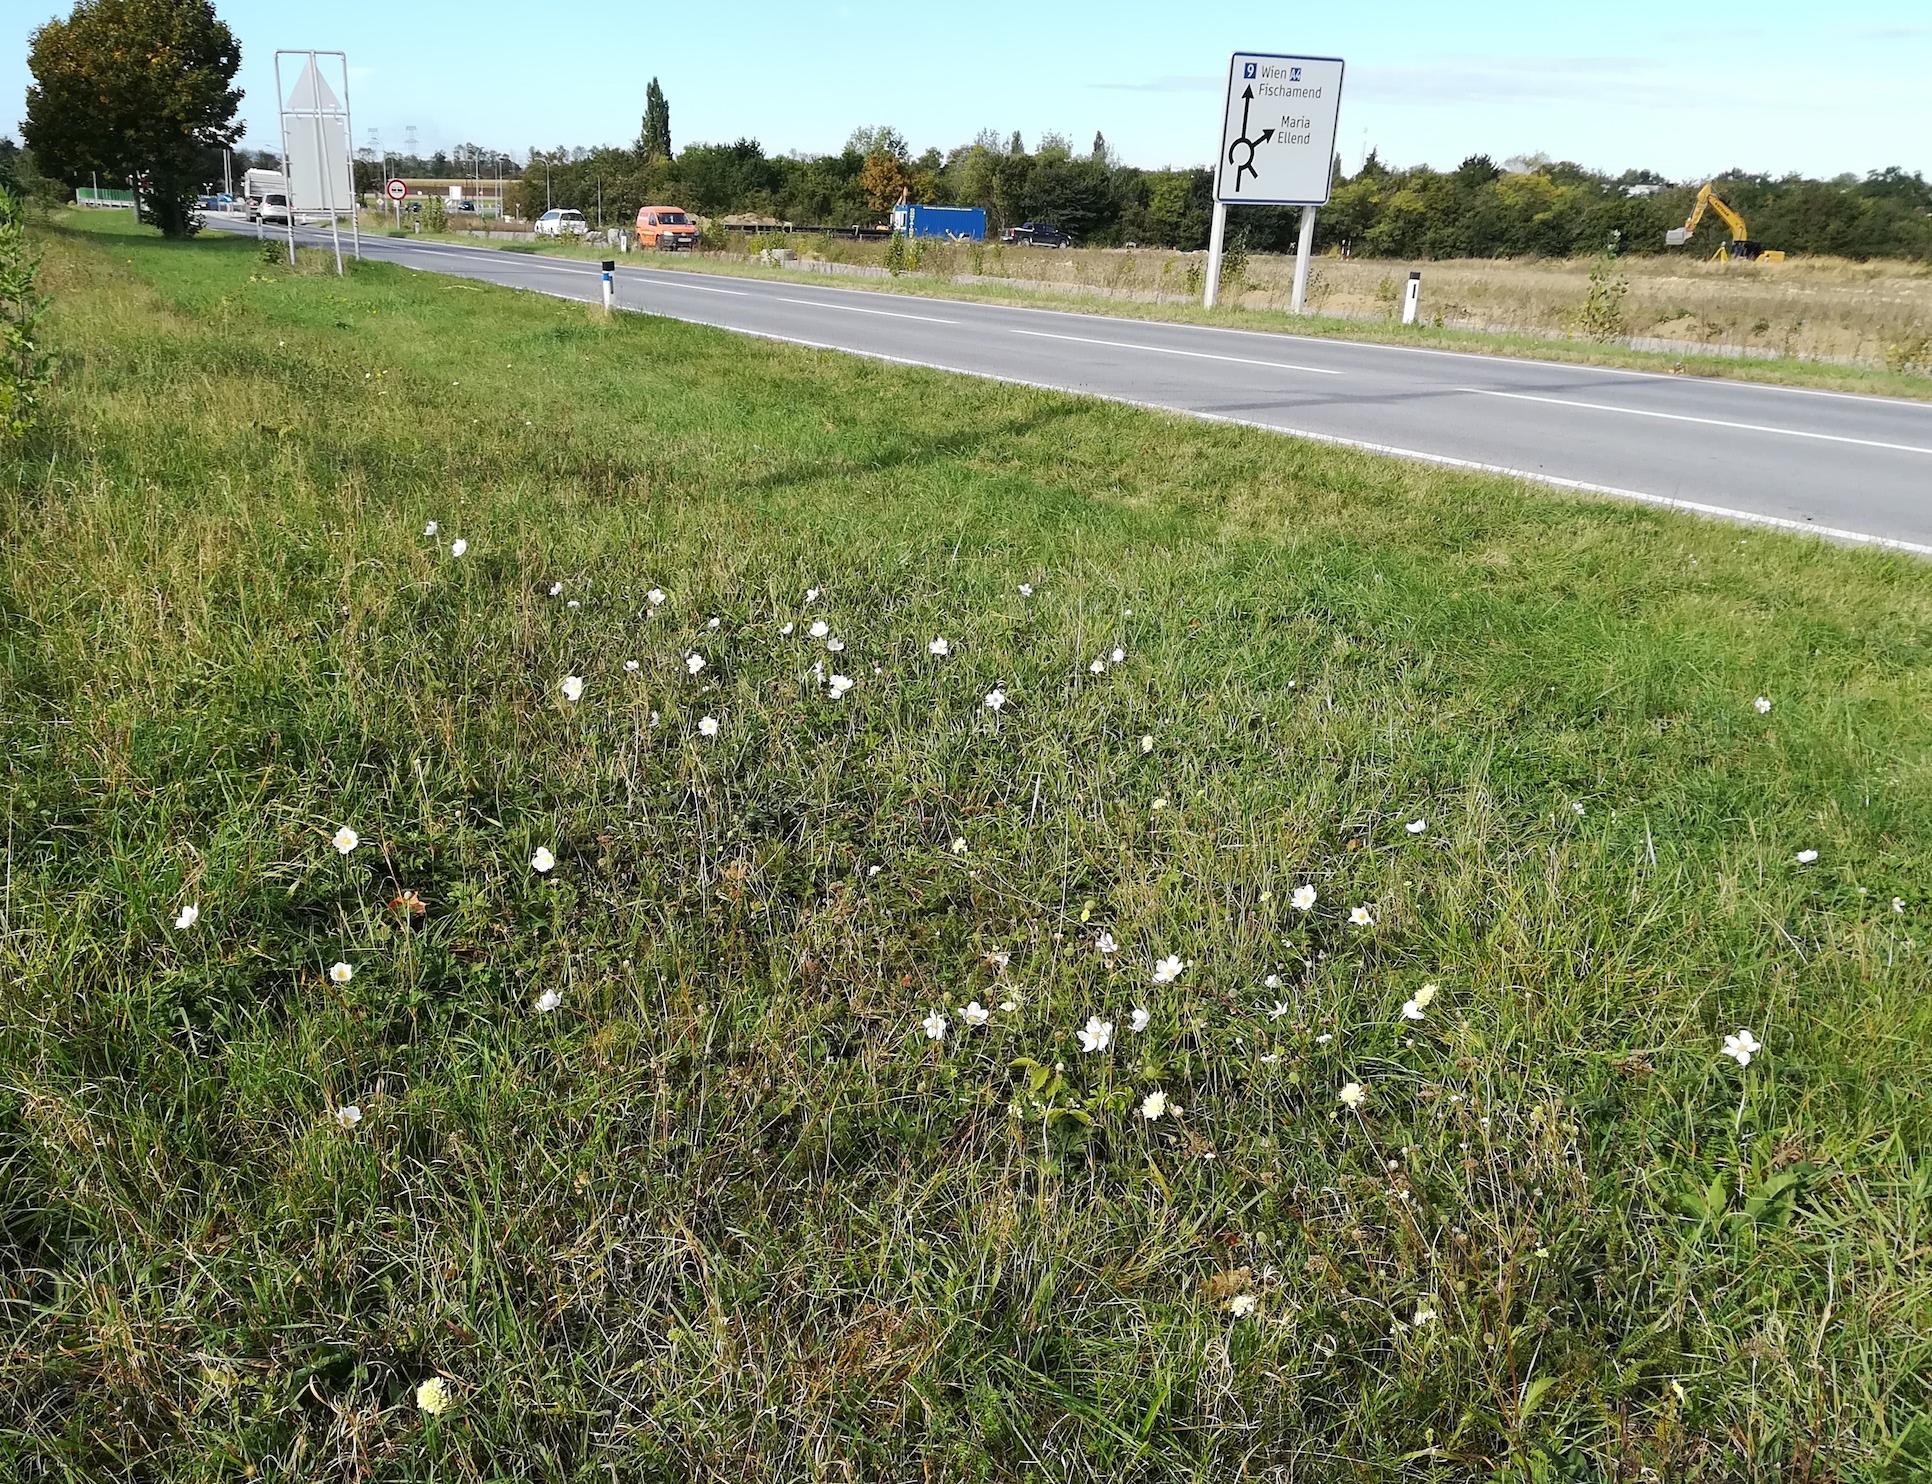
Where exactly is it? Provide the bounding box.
[416,1376,454,1416]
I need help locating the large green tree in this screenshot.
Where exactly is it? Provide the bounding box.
[24,0,242,239]
[639,78,671,161]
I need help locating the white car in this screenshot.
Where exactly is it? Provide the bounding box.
[534,208,588,238]
[255,192,291,225]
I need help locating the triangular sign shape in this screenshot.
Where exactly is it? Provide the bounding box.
[285,59,341,113]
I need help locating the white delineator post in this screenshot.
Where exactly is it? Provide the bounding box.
[1203,198,1229,309]
[1402,270,1421,325]
[601,260,615,311]
[1289,203,1317,313]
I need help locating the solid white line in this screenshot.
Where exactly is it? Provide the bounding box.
[1009,327,1341,374]
[655,280,748,296]
[775,296,958,324]
[1462,387,1932,455]
[348,240,1932,559]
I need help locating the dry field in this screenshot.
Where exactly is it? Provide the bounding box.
[794,236,1932,368]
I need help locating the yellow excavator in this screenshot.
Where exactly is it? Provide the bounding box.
[1665,183,1784,262]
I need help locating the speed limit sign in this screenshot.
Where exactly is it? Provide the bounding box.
[385,178,407,202]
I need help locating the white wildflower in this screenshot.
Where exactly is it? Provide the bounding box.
[1140,1089,1168,1120]
[1349,906,1374,926]
[685,653,705,675]
[1754,696,1772,714]
[805,587,820,603]
[1151,954,1184,985]
[699,716,720,737]
[1129,1006,1150,1033]
[329,961,354,984]
[809,620,829,638]
[1096,931,1119,956]
[921,1010,947,1041]
[1338,1081,1366,1108]
[174,904,200,930]
[530,847,555,873]
[780,622,794,635]
[959,1001,991,1028]
[983,689,1006,711]
[1140,735,1153,753]
[1089,659,1106,674]
[535,988,562,1013]
[647,588,665,606]
[423,520,438,536]
[929,637,951,656]
[449,539,467,557]
[549,582,563,597]
[825,637,844,652]
[1406,818,1426,834]
[1077,1015,1115,1053]
[1721,1029,1761,1067]
[560,675,584,702]
[1018,583,1033,597]
[827,674,854,699]
[332,826,360,855]
[334,1104,362,1129]
[951,838,968,854]
[624,659,639,672]
[1268,1000,1289,1019]
[415,1377,453,1415]
[1291,884,1316,911]
[1263,974,1283,989]
[1795,849,1818,864]
[1228,1293,1256,1317]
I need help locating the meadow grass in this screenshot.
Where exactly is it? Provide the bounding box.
[4,210,1932,1482]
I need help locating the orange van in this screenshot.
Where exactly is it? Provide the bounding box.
[635,206,700,251]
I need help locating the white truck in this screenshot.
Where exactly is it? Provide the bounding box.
[242,168,289,223]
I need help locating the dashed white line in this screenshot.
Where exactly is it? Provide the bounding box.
[1009,327,1341,374]
[1463,387,1932,456]
[776,297,958,324]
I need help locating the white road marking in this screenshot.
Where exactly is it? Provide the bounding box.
[776,297,957,323]
[655,279,748,295]
[1463,387,1932,456]
[1009,327,1341,374]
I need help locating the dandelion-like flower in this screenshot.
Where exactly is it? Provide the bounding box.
[1754,696,1772,714]
[809,620,829,639]
[174,904,200,930]
[1228,1293,1256,1317]
[1140,1089,1168,1121]
[921,1010,947,1041]
[1721,1029,1761,1067]
[1291,884,1316,911]
[424,521,438,536]
[416,1377,453,1416]
[1349,906,1374,926]
[1406,819,1427,834]
[984,689,1006,711]
[685,653,705,676]
[929,637,951,657]
[560,675,584,702]
[1096,931,1119,956]
[959,1001,991,1028]
[1129,1006,1151,1033]
[827,674,854,699]
[1077,1016,1115,1053]
[332,826,360,855]
[535,988,562,1013]
[1796,849,1818,864]
[334,1104,362,1129]
[449,539,467,558]
[329,962,354,984]
[699,716,720,737]
[1338,1081,1366,1108]
[1152,954,1184,985]
[1413,983,1438,1010]
[530,847,555,873]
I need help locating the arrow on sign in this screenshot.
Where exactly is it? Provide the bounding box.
[1226,86,1275,192]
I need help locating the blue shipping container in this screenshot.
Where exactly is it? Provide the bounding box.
[890,204,986,241]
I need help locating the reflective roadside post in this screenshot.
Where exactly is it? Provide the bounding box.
[602,260,615,311]
[1402,270,1421,325]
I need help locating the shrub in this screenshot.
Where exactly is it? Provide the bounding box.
[0,189,52,441]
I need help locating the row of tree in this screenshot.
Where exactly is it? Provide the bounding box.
[519,119,1932,261]
[12,2,1932,260]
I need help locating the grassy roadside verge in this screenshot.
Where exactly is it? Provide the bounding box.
[372,218,1932,402]
[5,210,1932,1482]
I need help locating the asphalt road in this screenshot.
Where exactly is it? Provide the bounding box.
[239,224,1932,553]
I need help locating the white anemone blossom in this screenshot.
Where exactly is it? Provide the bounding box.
[1291,884,1316,911]
[699,716,720,737]
[560,675,584,702]
[332,826,360,855]
[929,637,951,657]
[530,847,556,873]
[1349,906,1375,927]
[329,962,355,984]
[685,653,706,676]
[921,1010,947,1041]
[334,1104,363,1129]
[535,988,562,1013]
[1096,931,1119,956]
[959,1001,991,1028]
[174,904,200,930]
[984,689,1006,711]
[827,674,854,699]
[1721,1029,1762,1067]
[1129,1006,1151,1033]
[449,539,467,557]
[1151,955,1184,985]
[1077,1016,1115,1053]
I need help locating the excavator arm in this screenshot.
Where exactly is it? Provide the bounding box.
[1665,183,1777,259]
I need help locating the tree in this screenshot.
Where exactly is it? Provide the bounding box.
[640,78,671,160]
[24,0,242,238]
[859,151,910,214]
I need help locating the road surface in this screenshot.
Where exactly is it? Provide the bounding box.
[236,225,1932,553]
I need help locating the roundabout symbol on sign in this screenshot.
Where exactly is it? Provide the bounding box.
[1224,86,1274,194]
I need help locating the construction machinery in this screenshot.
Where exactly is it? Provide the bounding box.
[1665,183,1784,262]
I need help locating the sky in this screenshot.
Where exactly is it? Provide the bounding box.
[6,0,1929,181]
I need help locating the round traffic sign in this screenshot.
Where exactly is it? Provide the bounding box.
[385,178,407,202]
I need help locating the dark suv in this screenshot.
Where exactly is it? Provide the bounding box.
[1002,221,1072,248]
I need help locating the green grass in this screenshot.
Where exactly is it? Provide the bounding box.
[5,208,1932,1482]
[382,217,1932,403]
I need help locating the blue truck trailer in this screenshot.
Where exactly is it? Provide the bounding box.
[890,204,987,240]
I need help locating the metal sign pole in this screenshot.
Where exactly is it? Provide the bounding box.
[337,53,361,260]
[1203,199,1228,309]
[1289,204,1316,313]
[311,53,344,276]
[275,52,296,266]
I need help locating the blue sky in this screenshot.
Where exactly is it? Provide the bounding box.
[6,1,1929,180]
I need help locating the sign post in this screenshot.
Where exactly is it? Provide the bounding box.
[1205,52,1345,312]
[386,176,406,228]
[276,50,360,274]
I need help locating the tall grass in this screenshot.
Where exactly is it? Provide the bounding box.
[3,210,1931,1482]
